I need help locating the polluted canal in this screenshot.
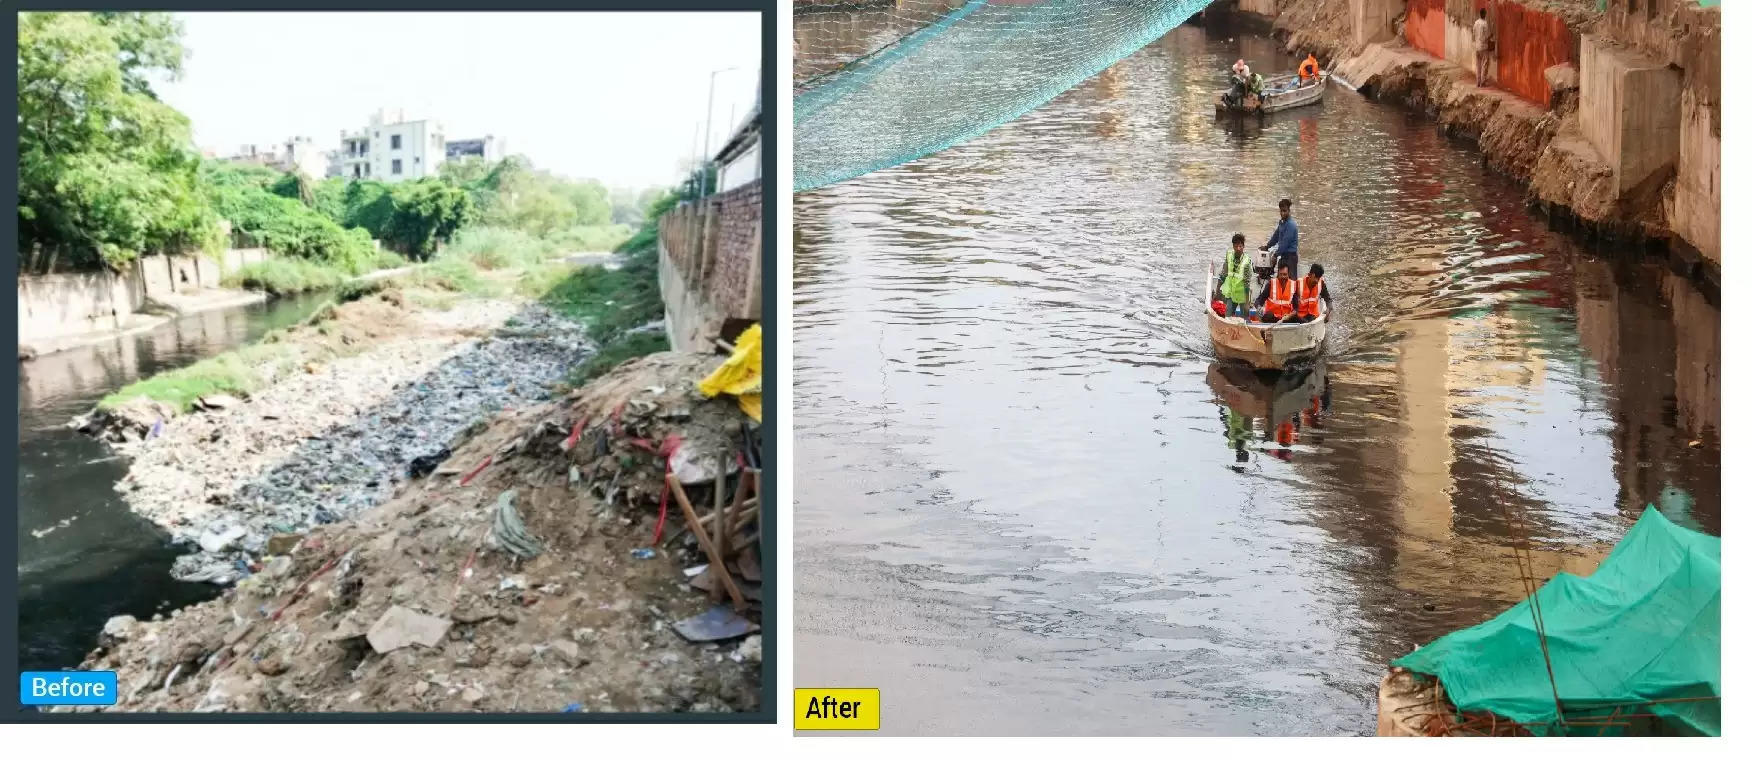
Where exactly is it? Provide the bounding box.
[18,293,328,672]
[792,22,1720,735]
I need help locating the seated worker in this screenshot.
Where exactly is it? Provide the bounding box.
[1253,262,1301,323]
[1218,232,1251,316]
[1296,53,1320,86]
[1295,263,1333,323]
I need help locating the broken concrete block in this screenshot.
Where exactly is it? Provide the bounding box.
[1545,62,1579,94]
[365,605,452,654]
[264,532,304,555]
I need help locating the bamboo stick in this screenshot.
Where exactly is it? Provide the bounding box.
[667,474,745,611]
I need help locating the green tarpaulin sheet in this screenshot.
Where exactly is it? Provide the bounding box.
[1394,508,1720,736]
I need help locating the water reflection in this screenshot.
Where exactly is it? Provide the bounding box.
[1208,361,1327,465]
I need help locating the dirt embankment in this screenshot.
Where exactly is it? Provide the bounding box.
[1211,0,1719,283]
[73,352,762,713]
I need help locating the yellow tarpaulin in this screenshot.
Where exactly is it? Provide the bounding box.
[698,324,761,422]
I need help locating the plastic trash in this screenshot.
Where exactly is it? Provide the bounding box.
[630,548,656,560]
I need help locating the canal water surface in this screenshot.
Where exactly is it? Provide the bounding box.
[793,20,1720,735]
[17,294,329,672]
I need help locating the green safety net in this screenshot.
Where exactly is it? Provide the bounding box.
[794,0,1213,192]
[1395,508,1721,736]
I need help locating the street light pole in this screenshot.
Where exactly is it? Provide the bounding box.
[702,66,742,194]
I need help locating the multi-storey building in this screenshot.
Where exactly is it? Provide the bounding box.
[336,108,447,183]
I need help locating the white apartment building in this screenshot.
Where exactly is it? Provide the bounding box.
[336,108,446,183]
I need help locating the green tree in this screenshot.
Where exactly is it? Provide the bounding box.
[384,179,476,259]
[17,12,220,271]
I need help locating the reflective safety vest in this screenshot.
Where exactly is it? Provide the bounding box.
[1297,275,1323,319]
[1264,277,1298,319]
[1299,56,1319,80]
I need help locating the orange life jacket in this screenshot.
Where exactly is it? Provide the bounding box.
[1297,275,1323,319]
[1276,420,1296,447]
[1299,56,1319,79]
[1264,277,1298,319]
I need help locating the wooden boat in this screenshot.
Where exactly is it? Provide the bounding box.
[1204,263,1328,370]
[1214,73,1328,116]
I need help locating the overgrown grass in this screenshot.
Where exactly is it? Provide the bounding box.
[225,257,352,294]
[530,245,662,344]
[567,332,669,386]
[374,249,409,271]
[404,253,492,296]
[546,223,633,253]
[99,341,297,412]
[526,218,670,386]
[440,226,552,271]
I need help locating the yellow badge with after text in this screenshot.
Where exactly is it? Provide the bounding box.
[794,688,880,730]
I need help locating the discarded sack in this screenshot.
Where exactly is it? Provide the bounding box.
[697,324,761,423]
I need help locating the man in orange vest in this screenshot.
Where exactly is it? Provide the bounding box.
[1252,261,1300,323]
[1297,53,1320,86]
[1295,263,1333,323]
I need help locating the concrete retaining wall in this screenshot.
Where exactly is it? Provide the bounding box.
[1579,35,1680,199]
[1351,0,1404,48]
[17,271,143,342]
[1675,89,1719,261]
[19,247,275,345]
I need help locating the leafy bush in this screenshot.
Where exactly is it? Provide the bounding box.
[383,179,475,259]
[205,163,376,274]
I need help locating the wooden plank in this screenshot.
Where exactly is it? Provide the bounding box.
[668,474,745,611]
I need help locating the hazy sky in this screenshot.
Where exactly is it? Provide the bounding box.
[157,12,761,189]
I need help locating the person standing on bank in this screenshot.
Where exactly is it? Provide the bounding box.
[1260,198,1300,279]
[1474,9,1494,88]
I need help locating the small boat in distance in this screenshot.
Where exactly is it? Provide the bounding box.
[1214,73,1327,116]
[1205,263,1327,371]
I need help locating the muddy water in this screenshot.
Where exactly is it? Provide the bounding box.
[792,21,1720,735]
[17,294,329,672]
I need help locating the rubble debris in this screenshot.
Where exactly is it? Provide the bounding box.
[85,296,590,583]
[366,605,453,654]
[75,352,760,713]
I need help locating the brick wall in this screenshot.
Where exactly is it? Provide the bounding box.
[656,184,763,352]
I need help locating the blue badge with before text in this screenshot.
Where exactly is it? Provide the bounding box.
[20,671,118,706]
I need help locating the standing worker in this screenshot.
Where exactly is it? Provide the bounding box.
[1260,198,1300,278]
[1474,9,1494,87]
[1218,232,1252,317]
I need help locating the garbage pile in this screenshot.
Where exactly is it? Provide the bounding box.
[79,293,594,584]
[71,352,762,713]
